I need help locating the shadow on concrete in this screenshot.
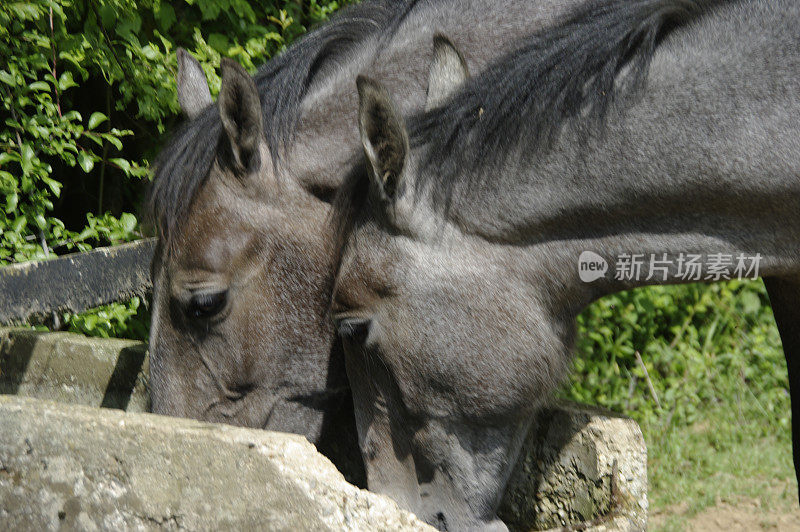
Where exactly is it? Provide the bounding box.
[499,403,596,531]
[0,329,43,395]
[100,344,148,410]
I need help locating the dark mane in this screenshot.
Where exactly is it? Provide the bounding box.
[148,0,421,249]
[410,0,722,209]
[332,0,724,250]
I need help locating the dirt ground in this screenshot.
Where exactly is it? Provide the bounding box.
[650,495,800,531]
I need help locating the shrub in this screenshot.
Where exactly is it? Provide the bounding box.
[1,0,356,267]
[2,0,354,333]
[563,280,789,432]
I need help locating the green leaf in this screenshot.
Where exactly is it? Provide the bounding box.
[20,144,35,175]
[739,291,761,315]
[208,33,230,54]
[78,152,94,173]
[63,110,82,122]
[58,71,78,91]
[0,70,17,86]
[155,3,177,31]
[102,134,123,151]
[84,315,97,330]
[0,152,18,166]
[33,212,47,229]
[99,4,116,28]
[110,158,131,174]
[88,112,108,130]
[0,172,14,192]
[76,225,98,241]
[83,133,104,147]
[4,192,18,213]
[42,176,62,197]
[120,212,137,234]
[115,13,142,38]
[197,0,222,20]
[11,216,26,233]
[7,2,43,20]
[28,81,50,92]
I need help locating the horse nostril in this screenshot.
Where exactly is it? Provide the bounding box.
[435,512,447,531]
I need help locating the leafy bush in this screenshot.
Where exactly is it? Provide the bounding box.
[0,1,145,263]
[2,0,355,334]
[1,0,355,268]
[64,295,150,341]
[563,280,789,433]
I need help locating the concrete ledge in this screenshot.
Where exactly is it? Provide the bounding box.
[0,329,647,530]
[0,395,431,531]
[0,327,149,412]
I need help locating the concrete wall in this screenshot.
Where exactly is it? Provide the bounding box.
[0,327,148,411]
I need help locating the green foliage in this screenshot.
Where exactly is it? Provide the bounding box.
[64,295,150,341]
[1,0,147,265]
[563,280,792,523]
[2,0,355,334]
[563,279,789,433]
[1,0,356,267]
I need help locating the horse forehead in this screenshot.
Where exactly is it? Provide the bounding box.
[168,226,247,274]
[339,225,471,301]
[169,193,328,277]
[170,195,269,273]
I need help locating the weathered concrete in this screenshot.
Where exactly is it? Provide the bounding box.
[500,403,648,531]
[0,328,149,412]
[0,238,155,325]
[0,329,647,530]
[0,395,432,531]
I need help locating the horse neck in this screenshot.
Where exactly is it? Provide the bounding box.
[442,0,800,310]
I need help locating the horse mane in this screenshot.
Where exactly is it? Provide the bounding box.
[333,0,725,249]
[147,0,422,250]
[415,0,728,208]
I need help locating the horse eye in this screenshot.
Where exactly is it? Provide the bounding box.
[336,317,372,343]
[186,290,228,320]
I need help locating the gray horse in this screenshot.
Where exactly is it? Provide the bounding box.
[147,0,575,483]
[332,0,800,527]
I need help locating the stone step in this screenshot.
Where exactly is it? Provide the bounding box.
[501,402,647,531]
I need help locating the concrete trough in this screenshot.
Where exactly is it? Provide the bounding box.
[0,327,647,530]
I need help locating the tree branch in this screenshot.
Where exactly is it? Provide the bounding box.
[49,6,62,118]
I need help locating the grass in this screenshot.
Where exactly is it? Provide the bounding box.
[645,400,796,530]
[561,279,796,530]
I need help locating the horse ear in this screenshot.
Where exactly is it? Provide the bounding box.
[357,76,409,202]
[425,34,469,111]
[218,58,263,173]
[176,49,212,119]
